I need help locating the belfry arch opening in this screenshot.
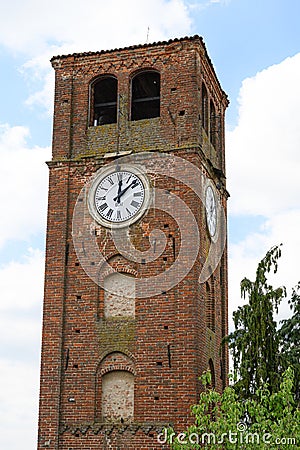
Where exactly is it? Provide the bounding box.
[92,76,118,126]
[131,71,160,121]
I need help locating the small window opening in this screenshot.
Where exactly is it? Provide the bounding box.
[131,71,160,121]
[210,100,217,148]
[92,76,117,126]
[202,82,208,134]
[208,359,216,388]
[206,281,216,332]
[167,344,171,368]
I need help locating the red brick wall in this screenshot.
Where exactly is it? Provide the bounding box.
[37,36,229,449]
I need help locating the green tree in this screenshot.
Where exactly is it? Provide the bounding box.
[166,368,300,449]
[227,245,286,399]
[164,246,300,449]
[278,282,300,402]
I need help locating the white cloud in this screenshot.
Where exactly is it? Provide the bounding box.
[1,0,192,114]
[0,359,40,450]
[227,53,300,328]
[0,248,43,450]
[0,248,43,363]
[0,0,192,56]
[187,0,231,11]
[0,248,44,310]
[228,213,299,333]
[0,124,50,248]
[227,53,300,217]
[23,66,55,116]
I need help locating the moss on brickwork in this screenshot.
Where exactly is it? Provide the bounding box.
[87,124,118,154]
[97,318,135,355]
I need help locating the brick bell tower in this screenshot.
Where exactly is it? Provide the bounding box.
[37,35,229,449]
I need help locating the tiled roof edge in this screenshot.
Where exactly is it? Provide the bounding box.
[50,35,204,62]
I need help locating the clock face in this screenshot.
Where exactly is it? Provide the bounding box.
[88,167,149,227]
[205,185,217,237]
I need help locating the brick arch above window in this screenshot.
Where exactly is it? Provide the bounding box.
[99,351,136,375]
[98,253,138,280]
[107,253,137,275]
[98,350,136,368]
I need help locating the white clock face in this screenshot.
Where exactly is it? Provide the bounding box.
[205,185,217,237]
[88,168,149,227]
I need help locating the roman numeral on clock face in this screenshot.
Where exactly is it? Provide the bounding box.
[106,208,113,219]
[99,203,108,212]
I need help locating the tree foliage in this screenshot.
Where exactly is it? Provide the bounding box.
[226,245,287,398]
[278,282,300,402]
[164,246,300,449]
[166,369,300,449]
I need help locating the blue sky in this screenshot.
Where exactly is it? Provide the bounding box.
[1,1,300,448]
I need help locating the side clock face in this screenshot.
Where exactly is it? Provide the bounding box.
[88,167,149,227]
[205,185,217,238]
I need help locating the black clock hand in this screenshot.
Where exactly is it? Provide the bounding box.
[113,179,138,202]
[116,179,123,204]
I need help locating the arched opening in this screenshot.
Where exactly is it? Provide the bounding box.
[92,76,118,126]
[210,99,216,148]
[202,82,208,134]
[131,71,160,120]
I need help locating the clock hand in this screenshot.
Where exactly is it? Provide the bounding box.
[116,179,123,204]
[113,179,138,202]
